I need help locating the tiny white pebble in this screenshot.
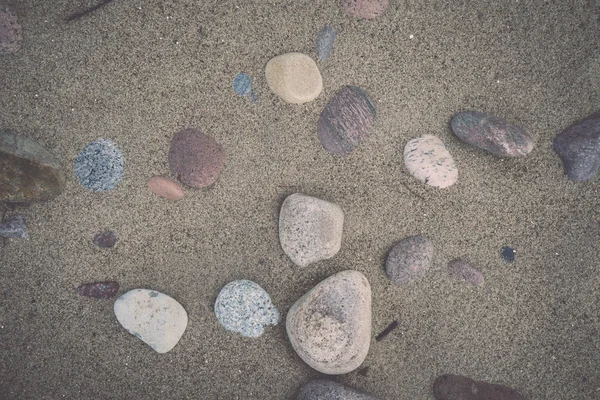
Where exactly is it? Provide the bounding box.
[409,34,414,39]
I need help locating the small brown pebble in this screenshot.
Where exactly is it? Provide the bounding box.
[147,176,184,200]
[433,374,524,400]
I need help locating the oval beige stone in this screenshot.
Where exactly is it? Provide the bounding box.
[286,270,372,374]
[147,176,184,200]
[265,53,323,104]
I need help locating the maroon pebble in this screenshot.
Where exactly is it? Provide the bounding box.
[447,259,485,286]
[168,128,226,188]
[433,374,525,400]
[76,281,119,299]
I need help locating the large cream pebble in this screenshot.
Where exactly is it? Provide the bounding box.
[265,53,323,104]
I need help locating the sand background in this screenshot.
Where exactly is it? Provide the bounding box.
[1,0,599,398]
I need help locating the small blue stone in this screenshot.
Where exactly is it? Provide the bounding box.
[74,139,124,192]
[501,246,516,263]
[233,73,253,97]
[316,25,337,62]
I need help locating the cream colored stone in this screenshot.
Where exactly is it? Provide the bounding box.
[147,176,184,200]
[265,53,323,104]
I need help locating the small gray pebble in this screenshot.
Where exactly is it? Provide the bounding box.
[0,215,28,238]
[297,379,382,400]
[385,235,434,285]
[74,139,124,192]
[316,26,336,62]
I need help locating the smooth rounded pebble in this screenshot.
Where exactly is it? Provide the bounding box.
[433,374,525,400]
[404,134,458,188]
[297,379,382,400]
[75,139,124,192]
[317,86,376,156]
[501,246,515,263]
[92,230,118,248]
[0,7,22,55]
[114,289,188,353]
[147,176,184,200]
[233,72,253,96]
[214,280,280,338]
[451,111,534,157]
[447,259,484,286]
[279,193,344,267]
[76,281,119,299]
[0,215,28,239]
[316,26,337,62]
[265,53,323,104]
[168,128,226,188]
[386,235,434,285]
[342,0,389,19]
[0,130,66,203]
[286,270,372,374]
[553,110,600,181]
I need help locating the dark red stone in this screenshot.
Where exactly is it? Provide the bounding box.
[433,374,525,400]
[168,128,226,188]
[76,281,119,299]
[317,86,376,156]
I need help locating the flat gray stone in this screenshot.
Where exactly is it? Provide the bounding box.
[114,289,188,353]
[297,379,381,400]
[286,270,371,374]
[279,193,344,267]
[385,235,434,285]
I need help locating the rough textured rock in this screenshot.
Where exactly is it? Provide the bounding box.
[342,0,389,19]
[447,259,484,286]
[404,135,458,188]
[286,270,371,374]
[553,110,600,181]
[92,230,118,248]
[316,26,337,62]
[297,379,381,400]
[0,7,22,55]
[451,111,534,157]
[317,86,376,156]
[74,139,124,192]
[433,374,525,400]
[265,53,323,104]
[214,280,279,338]
[168,128,226,188]
[0,130,66,203]
[114,289,188,353]
[147,176,184,200]
[386,235,434,285]
[76,281,119,299]
[0,215,28,238]
[279,193,344,267]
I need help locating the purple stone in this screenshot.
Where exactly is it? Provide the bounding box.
[447,259,484,286]
[76,281,119,299]
[317,86,376,156]
[433,374,525,400]
[92,230,118,248]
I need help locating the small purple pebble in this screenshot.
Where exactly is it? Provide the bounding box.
[447,259,484,286]
[92,230,118,248]
[76,281,119,299]
[0,215,28,238]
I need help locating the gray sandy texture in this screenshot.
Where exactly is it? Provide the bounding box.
[0,0,599,399]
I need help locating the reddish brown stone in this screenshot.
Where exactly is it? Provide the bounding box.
[168,128,226,188]
[147,176,184,200]
[433,374,525,400]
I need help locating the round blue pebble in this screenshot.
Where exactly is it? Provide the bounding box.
[214,280,279,338]
[74,139,124,192]
[501,246,516,263]
[233,73,253,97]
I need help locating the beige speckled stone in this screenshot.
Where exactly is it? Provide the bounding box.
[114,289,188,354]
[286,270,372,374]
[265,53,323,104]
[147,176,184,200]
[404,134,458,188]
[279,193,344,267]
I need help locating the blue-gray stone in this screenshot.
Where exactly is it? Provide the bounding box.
[233,73,253,97]
[316,26,336,62]
[214,280,279,338]
[74,139,124,192]
[297,379,381,400]
[0,215,28,238]
[501,246,515,263]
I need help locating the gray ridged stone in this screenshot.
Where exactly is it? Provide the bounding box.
[553,111,600,181]
[297,379,381,400]
[279,193,344,267]
[286,270,371,374]
[386,235,434,285]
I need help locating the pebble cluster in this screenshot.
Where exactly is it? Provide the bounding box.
[2,1,597,398]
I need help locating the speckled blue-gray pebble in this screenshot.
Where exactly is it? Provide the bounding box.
[233,73,253,96]
[74,139,124,192]
[316,26,336,62]
[214,280,279,338]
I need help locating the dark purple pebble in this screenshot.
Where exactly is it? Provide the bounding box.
[317,86,376,156]
[553,110,600,181]
[76,281,119,299]
[451,111,533,157]
[0,215,28,238]
[433,374,525,400]
[447,259,484,286]
[297,379,382,400]
[93,230,118,248]
[385,235,433,285]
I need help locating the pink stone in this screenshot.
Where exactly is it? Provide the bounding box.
[147,176,184,200]
[168,128,226,188]
[341,0,389,19]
